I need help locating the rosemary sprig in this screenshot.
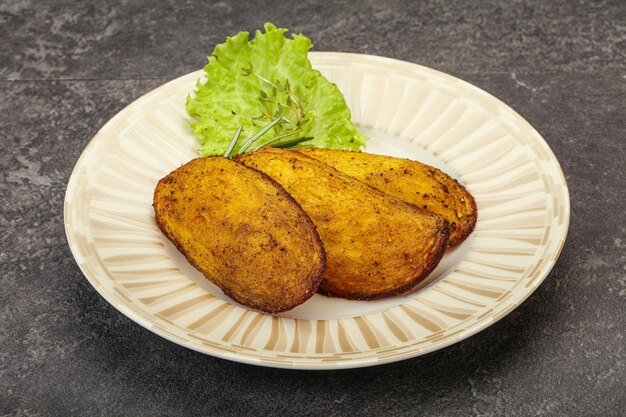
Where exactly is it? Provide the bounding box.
[249,130,299,152]
[236,116,284,155]
[223,124,243,158]
[223,68,314,157]
[223,119,314,158]
[271,136,314,148]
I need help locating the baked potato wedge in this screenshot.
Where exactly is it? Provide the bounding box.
[236,148,449,300]
[298,148,477,247]
[153,157,325,313]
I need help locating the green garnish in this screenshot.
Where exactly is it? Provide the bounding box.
[236,116,284,155]
[223,124,243,157]
[271,136,314,149]
[248,131,298,152]
[186,22,367,156]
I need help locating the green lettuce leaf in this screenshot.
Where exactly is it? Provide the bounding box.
[186,22,367,156]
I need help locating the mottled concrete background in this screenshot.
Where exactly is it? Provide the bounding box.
[1,0,625,416]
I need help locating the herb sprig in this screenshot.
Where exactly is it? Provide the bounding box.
[223,70,314,158]
[223,116,313,158]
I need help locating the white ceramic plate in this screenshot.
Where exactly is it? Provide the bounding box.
[64,52,569,369]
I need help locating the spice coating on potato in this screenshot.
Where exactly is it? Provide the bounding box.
[298,148,477,247]
[153,157,325,313]
[236,148,449,300]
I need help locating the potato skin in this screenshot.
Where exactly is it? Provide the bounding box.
[153,157,325,313]
[236,148,449,300]
[298,148,477,247]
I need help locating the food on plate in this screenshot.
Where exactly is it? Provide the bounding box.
[236,148,449,300]
[298,148,477,247]
[153,157,326,313]
[186,22,366,157]
[152,23,476,312]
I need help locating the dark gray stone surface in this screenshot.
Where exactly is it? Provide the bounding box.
[1,0,624,416]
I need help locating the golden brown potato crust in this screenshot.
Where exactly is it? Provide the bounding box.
[298,148,477,247]
[153,157,325,313]
[236,148,449,300]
